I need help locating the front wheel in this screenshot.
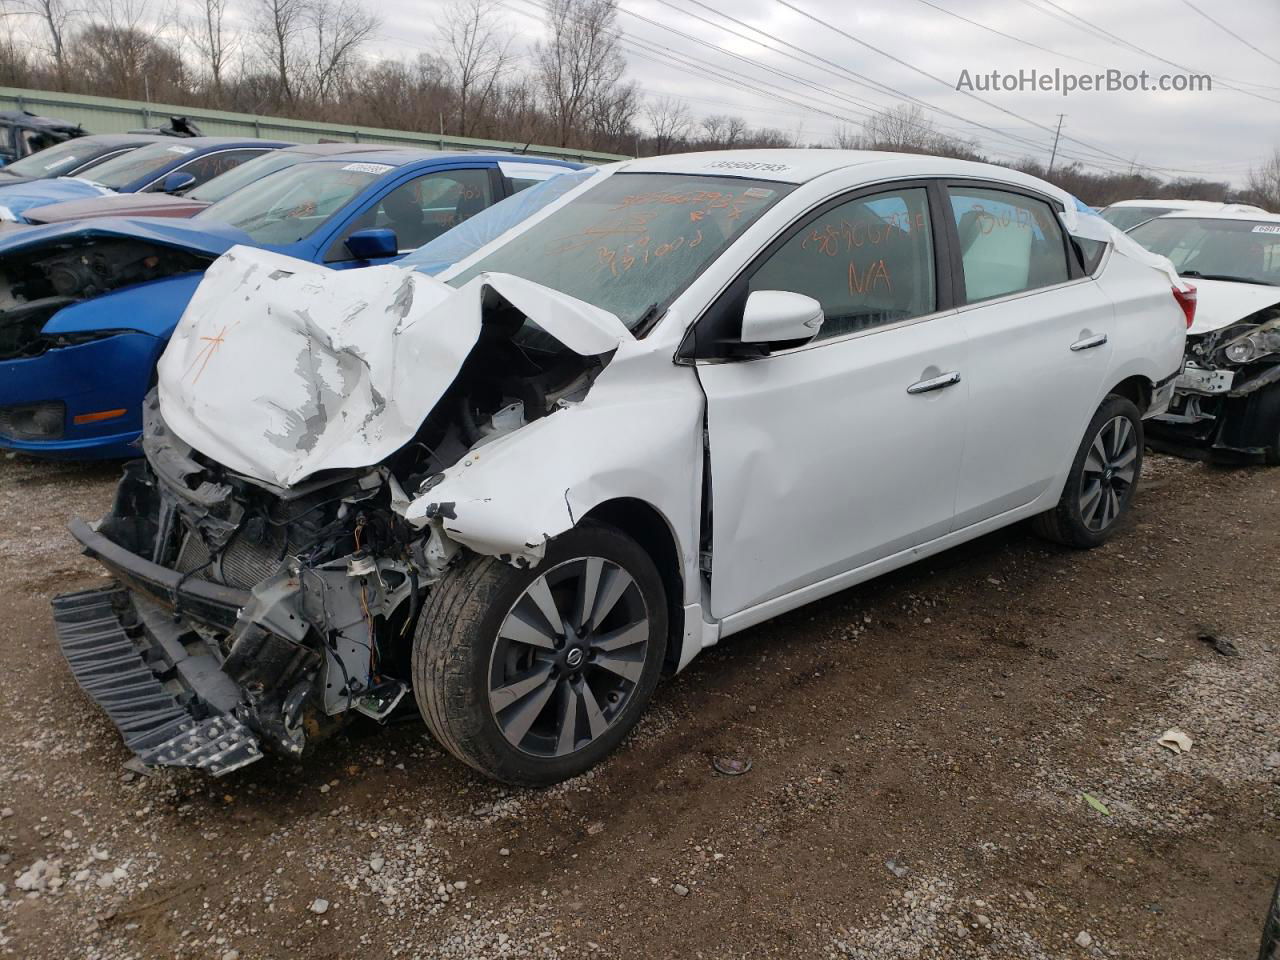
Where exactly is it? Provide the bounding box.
[412,522,667,786]
[1032,393,1144,548]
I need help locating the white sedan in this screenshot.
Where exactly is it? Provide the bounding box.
[59,150,1188,785]
[1127,209,1280,462]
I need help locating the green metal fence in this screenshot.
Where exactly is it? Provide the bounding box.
[0,86,628,164]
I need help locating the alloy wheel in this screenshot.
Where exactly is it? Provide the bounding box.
[487,557,650,757]
[1079,414,1138,532]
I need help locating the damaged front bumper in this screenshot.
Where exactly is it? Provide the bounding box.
[1150,362,1280,462]
[52,583,263,775]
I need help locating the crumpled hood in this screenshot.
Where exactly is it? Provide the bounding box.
[0,215,255,259]
[156,246,631,487]
[0,177,114,222]
[1186,277,1280,334]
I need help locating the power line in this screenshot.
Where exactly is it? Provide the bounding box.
[906,0,1106,69]
[1017,0,1280,96]
[1177,0,1280,69]
[765,0,1269,171]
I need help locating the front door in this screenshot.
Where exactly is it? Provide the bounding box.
[694,184,969,619]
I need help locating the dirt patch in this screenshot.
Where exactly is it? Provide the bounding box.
[0,450,1276,959]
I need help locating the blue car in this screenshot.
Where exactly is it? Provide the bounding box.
[0,137,293,223]
[0,150,581,458]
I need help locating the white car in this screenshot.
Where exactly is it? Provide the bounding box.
[1127,209,1280,461]
[56,150,1187,785]
[1099,198,1268,233]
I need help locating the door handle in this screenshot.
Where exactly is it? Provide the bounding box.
[906,371,961,395]
[1070,333,1108,352]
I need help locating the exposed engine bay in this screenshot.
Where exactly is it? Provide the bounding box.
[0,238,209,360]
[57,283,608,774]
[1153,304,1280,460]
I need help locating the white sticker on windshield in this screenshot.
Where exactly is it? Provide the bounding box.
[342,162,393,174]
[1251,224,1280,234]
[743,187,775,199]
[167,145,196,155]
[43,155,77,171]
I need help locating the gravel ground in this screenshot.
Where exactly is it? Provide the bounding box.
[0,449,1275,959]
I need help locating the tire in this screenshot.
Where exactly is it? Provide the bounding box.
[412,522,667,786]
[1260,875,1280,960]
[1032,393,1144,549]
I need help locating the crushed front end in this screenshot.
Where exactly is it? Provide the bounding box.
[55,394,448,774]
[1149,306,1280,462]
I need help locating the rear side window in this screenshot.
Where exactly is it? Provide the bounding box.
[747,187,936,341]
[948,187,1069,302]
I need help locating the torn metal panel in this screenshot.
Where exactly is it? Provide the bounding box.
[157,246,632,488]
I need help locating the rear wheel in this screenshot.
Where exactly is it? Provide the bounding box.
[412,523,667,786]
[1032,394,1144,548]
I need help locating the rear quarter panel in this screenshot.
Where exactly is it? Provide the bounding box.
[1090,248,1186,405]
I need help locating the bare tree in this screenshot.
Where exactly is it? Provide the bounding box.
[438,0,511,137]
[11,0,75,75]
[308,0,376,104]
[828,123,861,149]
[252,0,306,103]
[1245,147,1280,211]
[698,113,746,148]
[588,78,636,152]
[863,104,935,151]
[537,0,624,147]
[186,0,236,95]
[644,95,690,154]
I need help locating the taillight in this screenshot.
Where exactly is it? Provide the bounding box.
[1172,284,1197,328]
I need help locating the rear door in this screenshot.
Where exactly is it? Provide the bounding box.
[694,181,969,618]
[944,182,1113,529]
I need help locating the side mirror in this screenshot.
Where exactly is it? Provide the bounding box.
[160,171,197,194]
[346,228,398,260]
[741,290,824,347]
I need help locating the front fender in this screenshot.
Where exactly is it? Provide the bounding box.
[402,349,705,606]
[42,272,204,338]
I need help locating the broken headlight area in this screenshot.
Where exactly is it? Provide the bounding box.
[0,399,64,440]
[0,238,209,360]
[56,303,607,775]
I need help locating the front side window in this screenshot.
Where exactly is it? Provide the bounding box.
[443,172,792,330]
[84,142,198,189]
[949,187,1070,302]
[1127,217,1280,286]
[748,187,936,341]
[329,168,496,260]
[141,149,266,192]
[198,161,385,246]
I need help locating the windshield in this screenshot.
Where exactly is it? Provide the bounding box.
[402,168,597,275]
[1128,217,1280,286]
[188,150,308,203]
[443,172,793,328]
[83,142,196,189]
[197,160,385,245]
[4,139,99,178]
[1100,206,1169,231]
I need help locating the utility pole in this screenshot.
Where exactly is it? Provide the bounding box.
[1047,113,1065,175]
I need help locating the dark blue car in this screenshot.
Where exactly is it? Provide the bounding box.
[0,137,293,223]
[0,150,580,458]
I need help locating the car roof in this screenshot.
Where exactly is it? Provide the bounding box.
[281,142,421,156]
[1106,198,1265,211]
[291,149,577,168]
[151,136,294,151]
[616,148,1065,189]
[1154,209,1280,223]
[0,111,82,132]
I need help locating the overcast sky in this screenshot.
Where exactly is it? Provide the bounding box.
[364,0,1279,184]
